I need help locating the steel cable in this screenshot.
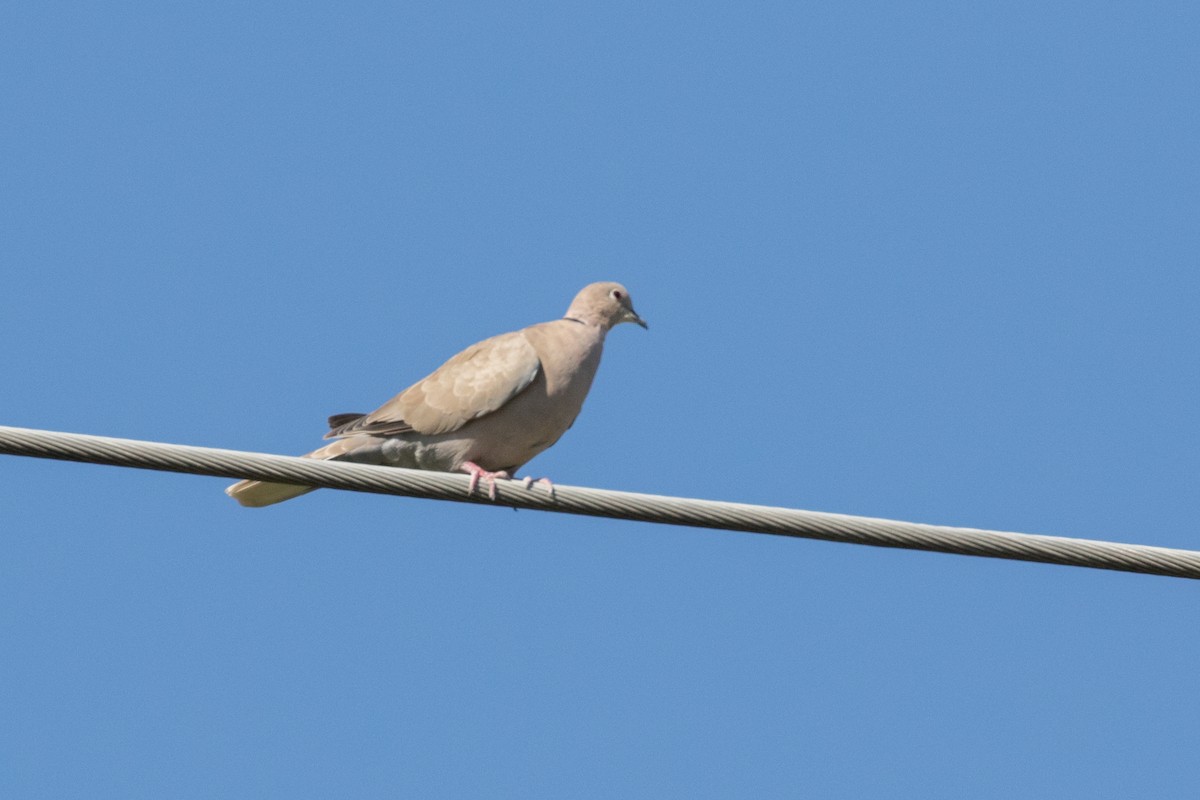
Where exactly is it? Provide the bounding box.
[2,424,1197,580]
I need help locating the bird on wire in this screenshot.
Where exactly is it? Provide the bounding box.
[226,281,647,507]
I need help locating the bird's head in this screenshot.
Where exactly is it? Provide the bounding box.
[566,282,648,331]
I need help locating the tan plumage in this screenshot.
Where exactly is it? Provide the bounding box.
[226,282,646,507]
[326,331,542,438]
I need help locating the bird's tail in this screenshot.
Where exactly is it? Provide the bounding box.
[224,479,315,508]
[224,438,375,508]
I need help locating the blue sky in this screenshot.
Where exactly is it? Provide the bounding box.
[2,1,1198,796]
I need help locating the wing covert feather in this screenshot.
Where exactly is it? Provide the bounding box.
[328,331,542,438]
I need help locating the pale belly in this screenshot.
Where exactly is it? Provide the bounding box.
[376,372,591,474]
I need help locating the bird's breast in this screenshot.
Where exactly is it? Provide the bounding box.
[454,327,605,471]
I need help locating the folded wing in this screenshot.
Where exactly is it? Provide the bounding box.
[325,330,542,439]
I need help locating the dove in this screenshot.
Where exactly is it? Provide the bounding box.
[225,281,647,507]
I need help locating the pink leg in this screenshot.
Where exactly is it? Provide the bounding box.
[461,461,511,500]
[520,476,556,500]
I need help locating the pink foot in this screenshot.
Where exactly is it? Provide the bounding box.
[461,461,511,500]
[520,476,556,500]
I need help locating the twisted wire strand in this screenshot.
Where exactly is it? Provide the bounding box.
[2,424,1197,580]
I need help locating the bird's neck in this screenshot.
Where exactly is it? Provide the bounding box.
[561,310,612,331]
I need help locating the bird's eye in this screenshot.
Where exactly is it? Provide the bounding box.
[612,289,624,300]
